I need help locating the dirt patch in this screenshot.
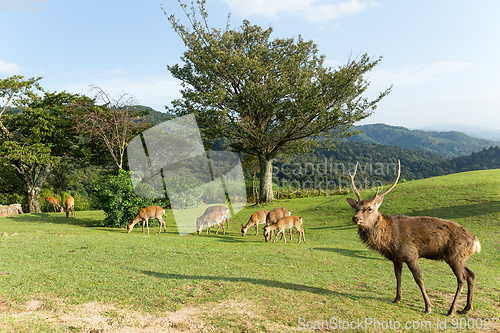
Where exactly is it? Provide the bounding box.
[0,298,294,332]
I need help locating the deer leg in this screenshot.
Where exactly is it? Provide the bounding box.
[159,217,166,233]
[225,217,229,230]
[406,260,432,314]
[255,224,258,235]
[273,230,281,243]
[447,260,466,316]
[298,227,305,243]
[289,228,292,241]
[141,220,145,233]
[145,218,150,234]
[459,265,475,314]
[393,261,403,303]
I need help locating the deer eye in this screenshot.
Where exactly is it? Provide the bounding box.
[367,207,373,213]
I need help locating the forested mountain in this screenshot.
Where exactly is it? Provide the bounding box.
[347,123,499,158]
[272,142,500,191]
[439,146,500,173]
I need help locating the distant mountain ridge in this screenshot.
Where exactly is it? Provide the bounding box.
[417,124,500,142]
[347,123,500,158]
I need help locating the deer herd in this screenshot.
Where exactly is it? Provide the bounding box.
[44,195,76,218]
[46,159,480,316]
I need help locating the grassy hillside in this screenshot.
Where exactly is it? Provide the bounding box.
[0,170,499,332]
[348,123,499,158]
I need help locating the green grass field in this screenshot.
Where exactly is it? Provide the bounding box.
[0,170,499,332]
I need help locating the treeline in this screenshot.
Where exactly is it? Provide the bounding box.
[1,101,499,209]
[271,142,500,191]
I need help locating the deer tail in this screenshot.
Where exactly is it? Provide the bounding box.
[473,236,481,254]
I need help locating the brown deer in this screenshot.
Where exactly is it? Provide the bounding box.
[45,196,63,213]
[264,207,292,242]
[64,196,76,218]
[241,209,269,236]
[202,205,229,228]
[347,160,481,316]
[196,212,226,235]
[127,206,166,234]
[263,216,305,244]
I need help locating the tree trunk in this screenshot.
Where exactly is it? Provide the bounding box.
[258,152,275,203]
[15,163,51,213]
[25,185,42,213]
[251,172,257,202]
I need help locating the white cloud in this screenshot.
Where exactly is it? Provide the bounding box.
[368,62,475,89]
[222,0,378,23]
[0,60,22,75]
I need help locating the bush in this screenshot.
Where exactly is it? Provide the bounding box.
[93,170,168,228]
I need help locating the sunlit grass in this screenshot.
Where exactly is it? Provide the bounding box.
[0,169,499,332]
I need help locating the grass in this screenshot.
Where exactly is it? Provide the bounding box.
[0,169,499,332]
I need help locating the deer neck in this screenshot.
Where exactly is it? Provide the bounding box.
[358,212,395,257]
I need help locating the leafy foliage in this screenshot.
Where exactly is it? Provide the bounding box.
[92,170,168,228]
[164,0,391,202]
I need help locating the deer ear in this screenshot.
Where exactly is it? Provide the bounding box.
[347,198,358,208]
[373,195,384,209]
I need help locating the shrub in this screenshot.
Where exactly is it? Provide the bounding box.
[93,170,168,228]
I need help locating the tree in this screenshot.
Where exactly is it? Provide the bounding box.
[164,0,391,202]
[0,76,82,212]
[72,85,150,172]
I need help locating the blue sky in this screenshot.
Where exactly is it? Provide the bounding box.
[1,0,500,131]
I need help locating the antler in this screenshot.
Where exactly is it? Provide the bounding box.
[375,160,401,199]
[349,162,363,201]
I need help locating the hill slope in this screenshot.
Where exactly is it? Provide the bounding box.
[347,123,499,158]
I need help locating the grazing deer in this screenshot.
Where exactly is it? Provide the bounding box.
[45,196,63,213]
[127,206,166,234]
[347,160,481,316]
[264,207,292,242]
[263,216,305,244]
[64,196,76,218]
[203,205,229,228]
[196,212,226,235]
[241,209,269,236]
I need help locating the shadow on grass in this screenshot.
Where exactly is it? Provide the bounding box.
[404,201,500,220]
[314,247,382,260]
[310,223,357,231]
[137,270,383,302]
[5,212,101,227]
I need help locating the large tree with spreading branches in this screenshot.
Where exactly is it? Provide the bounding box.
[164,0,391,202]
[0,76,83,212]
